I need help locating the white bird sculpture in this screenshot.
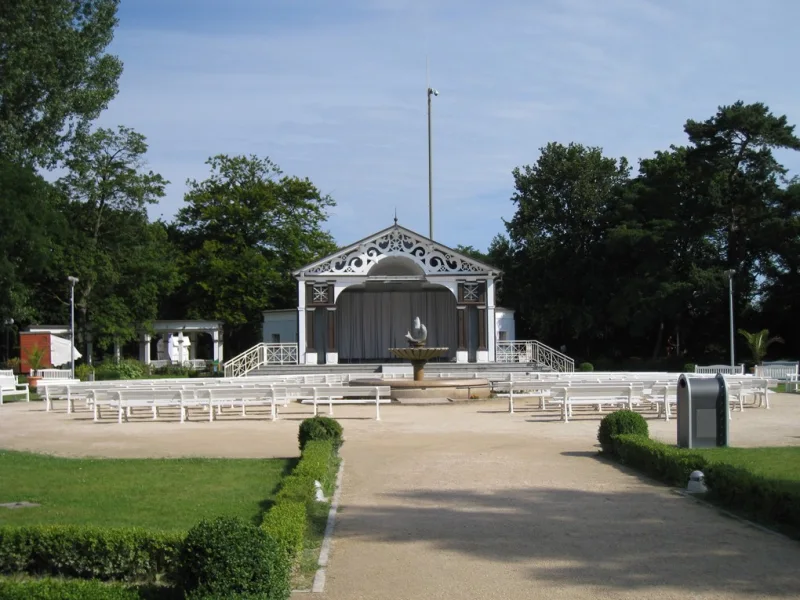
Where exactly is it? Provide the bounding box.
[405,316,428,345]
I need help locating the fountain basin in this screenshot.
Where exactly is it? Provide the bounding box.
[388,346,449,381]
[350,376,492,401]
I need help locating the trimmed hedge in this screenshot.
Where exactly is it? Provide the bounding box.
[0,579,139,600]
[178,516,290,600]
[703,463,800,533]
[610,435,800,535]
[578,362,594,372]
[611,434,707,486]
[298,417,343,453]
[597,410,648,454]
[0,526,181,582]
[293,441,336,493]
[261,433,340,569]
[261,501,306,560]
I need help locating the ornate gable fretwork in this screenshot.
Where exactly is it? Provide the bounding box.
[303,226,492,276]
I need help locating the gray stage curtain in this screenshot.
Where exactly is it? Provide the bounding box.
[336,289,457,361]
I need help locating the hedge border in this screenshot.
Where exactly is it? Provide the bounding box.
[261,439,339,565]
[610,434,800,537]
[0,526,182,582]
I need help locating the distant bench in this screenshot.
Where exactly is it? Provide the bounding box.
[0,369,29,404]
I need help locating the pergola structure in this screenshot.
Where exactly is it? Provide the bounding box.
[138,320,224,365]
[293,222,502,364]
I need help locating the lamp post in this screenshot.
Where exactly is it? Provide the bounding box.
[68,276,79,379]
[3,318,13,362]
[427,86,438,239]
[727,269,735,368]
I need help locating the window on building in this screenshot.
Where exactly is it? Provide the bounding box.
[271,334,281,343]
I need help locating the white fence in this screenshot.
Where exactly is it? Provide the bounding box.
[755,362,799,381]
[495,340,575,372]
[224,343,299,378]
[35,369,74,379]
[149,359,209,371]
[694,364,745,375]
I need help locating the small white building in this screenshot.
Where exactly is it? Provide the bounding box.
[261,309,298,344]
[495,307,516,341]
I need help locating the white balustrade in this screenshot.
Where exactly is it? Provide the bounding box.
[495,340,575,372]
[223,343,299,377]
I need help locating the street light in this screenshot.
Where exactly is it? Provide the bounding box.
[427,86,438,239]
[68,276,79,379]
[3,318,13,363]
[727,269,735,368]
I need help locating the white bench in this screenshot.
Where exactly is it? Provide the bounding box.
[305,385,391,420]
[96,389,208,423]
[643,383,677,421]
[0,370,29,404]
[553,384,643,423]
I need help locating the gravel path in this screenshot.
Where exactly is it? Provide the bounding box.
[1,394,799,599]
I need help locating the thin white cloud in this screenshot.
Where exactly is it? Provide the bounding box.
[96,0,800,250]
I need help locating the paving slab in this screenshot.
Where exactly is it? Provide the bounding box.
[0,394,798,599]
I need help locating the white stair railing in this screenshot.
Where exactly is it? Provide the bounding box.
[223,343,299,377]
[695,364,745,375]
[496,340,575,372]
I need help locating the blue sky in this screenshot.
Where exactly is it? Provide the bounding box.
[97,0,800,251]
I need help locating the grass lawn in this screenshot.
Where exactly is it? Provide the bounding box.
[0,450,294,531]
[693,446,800,488]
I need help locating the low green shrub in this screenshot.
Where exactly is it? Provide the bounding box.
[578,362,594,372]
[0,578,139,600]
[293,440,336,492]
[94,359,145,381]
[261,501,307,560]
[298,417,343,453]
[612,434,708,486]
[684,363,696,373]
[74,363,94,382]
[274,475,316,507]
[703,463,800,532]
[0,526,181,582]
[178,516,290,600]
[597,410,648,454]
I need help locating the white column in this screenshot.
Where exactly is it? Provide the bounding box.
[139,333,151,365]
[212,329,220,362]
[297,279,307,364]
[217,329,224,363]
[113,340,121,363]
[487,278,496,362]
[188,333,197,360]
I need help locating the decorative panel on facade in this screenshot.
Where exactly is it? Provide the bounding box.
[298,225,497,277]
[306,283,334,307]
[457,281,486,305]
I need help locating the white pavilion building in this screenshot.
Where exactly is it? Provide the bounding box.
[262,222,516,365]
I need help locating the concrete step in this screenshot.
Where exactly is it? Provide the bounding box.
[247,361,551,377]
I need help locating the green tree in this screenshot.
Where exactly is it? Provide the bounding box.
[603,147,722,359]
[504,142,630,353]
[173,154,337,353]
[55,126,178,353]
[0,0,123,166]
[738,329,783,365]
[0,160,68,324]
[685,102,800,299]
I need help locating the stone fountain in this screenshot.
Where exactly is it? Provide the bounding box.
[388,317,448,381]
[351,316,491,402]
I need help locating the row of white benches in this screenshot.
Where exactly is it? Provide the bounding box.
[42,383,392,423]
[494,378,775,422]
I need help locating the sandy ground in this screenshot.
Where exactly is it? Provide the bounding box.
[1,395,799,599]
